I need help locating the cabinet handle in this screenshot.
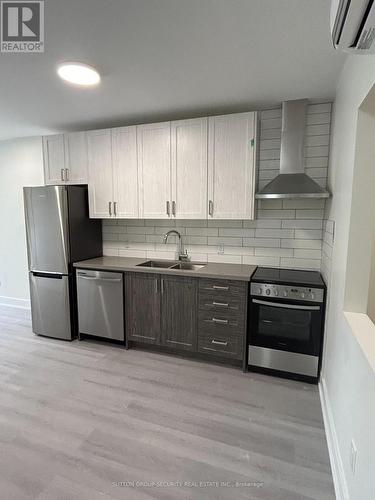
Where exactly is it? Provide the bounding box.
[212,285,229,291]
[212,301,229,307]
[155,279,158,294]
[172,201,176,217]
[166,201,170,216]
[212,317,229,324]
[108,201,112,216]
[113,201,117,217]
[61,169,64,182]
[65,168,69,181]
[209,200,213,216]
[161,278,164,294]
[212,339,228,346]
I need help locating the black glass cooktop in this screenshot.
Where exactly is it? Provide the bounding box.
[251,267,325,287]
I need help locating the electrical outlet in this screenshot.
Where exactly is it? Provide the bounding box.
[350,439,357,475]
[218,243,224,254]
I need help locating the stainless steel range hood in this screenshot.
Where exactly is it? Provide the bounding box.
[256,99,330,199]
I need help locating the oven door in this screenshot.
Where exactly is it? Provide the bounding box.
[250,297,323,356]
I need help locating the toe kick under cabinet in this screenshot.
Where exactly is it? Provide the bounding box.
[125,272,248,368]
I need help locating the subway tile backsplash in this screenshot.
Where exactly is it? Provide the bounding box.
[103,102,332,271]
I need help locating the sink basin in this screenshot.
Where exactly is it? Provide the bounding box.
[171,263,206,271]
[136,260,177,268]
[136,260,206,271]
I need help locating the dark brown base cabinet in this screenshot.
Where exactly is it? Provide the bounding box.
[125,273,161,344]
[197,279,247,361]
[125,273,197,350]
[161,276,197,351]
[125,273,248,368]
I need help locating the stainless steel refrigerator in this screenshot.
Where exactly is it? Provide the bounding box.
[24,185,102,340]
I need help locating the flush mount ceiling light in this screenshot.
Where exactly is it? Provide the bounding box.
[57,62,101,87]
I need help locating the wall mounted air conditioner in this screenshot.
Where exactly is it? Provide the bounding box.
[331,0,375,52]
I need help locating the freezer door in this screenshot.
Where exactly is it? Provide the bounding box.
[24,186,70,274]
[29,272,72,340]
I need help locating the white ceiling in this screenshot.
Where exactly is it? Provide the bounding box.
[0,0,346,140]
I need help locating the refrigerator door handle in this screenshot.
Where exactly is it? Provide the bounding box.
[31,271,64,279]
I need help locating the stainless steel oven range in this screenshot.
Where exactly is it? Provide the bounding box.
[248,267,326,383]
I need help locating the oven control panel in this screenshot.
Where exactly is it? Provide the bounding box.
[250,283,324,303]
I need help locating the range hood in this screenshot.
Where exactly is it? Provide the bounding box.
[256,99,330,199]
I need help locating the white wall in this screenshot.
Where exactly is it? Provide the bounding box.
[322,56,375,500]
[0,137,44,308]
[367,241,375,323]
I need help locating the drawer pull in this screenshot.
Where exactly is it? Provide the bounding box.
[212,285,229,291]
[212,301,229,307]
[212,317,228,324]
[212,339,228,346]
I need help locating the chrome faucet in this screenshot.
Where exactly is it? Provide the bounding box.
[162,230,190,261]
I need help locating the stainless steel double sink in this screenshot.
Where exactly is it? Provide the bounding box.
[136,260,206,271]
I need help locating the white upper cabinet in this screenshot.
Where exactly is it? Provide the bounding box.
[43,135,65,185]
[137,122,172,219]
[43,132,88,185]
[45,111,258,220]
[208,112,257,220]
[171,118,208,219]
[112,126,139,218]
[87,127,139,219]
[64,132,88,185]
[87,129,114,219]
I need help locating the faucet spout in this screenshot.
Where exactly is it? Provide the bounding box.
[162,230,190,261]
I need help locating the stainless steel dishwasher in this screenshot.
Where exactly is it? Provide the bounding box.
[76,269,124,341]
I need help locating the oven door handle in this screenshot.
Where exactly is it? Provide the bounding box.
[252,299,320,311]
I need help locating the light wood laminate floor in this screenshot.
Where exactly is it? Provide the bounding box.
[0,306,335,500]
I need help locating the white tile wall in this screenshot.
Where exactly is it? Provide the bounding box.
[321,219,335,282]
[103,101,332,270]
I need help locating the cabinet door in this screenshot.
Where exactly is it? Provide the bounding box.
[43,135,65,185]
[112,126,139,218]
[161,276,197,351]
[171,118,208,219]
[125,273,161,344]
[64,132,88,184]
[208,112,257,219]
[137,122,172,219]
[87,129,114,219]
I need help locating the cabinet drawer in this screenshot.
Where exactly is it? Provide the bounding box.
[198,293,245,315]
[198,331,243,359]
[199,278,247,298]
[198,311,245,336]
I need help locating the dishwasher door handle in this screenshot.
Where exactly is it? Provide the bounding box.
[77,275,122,283]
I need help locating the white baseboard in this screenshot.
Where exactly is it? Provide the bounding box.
[319,377,350,500]
[0,295,31,310]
